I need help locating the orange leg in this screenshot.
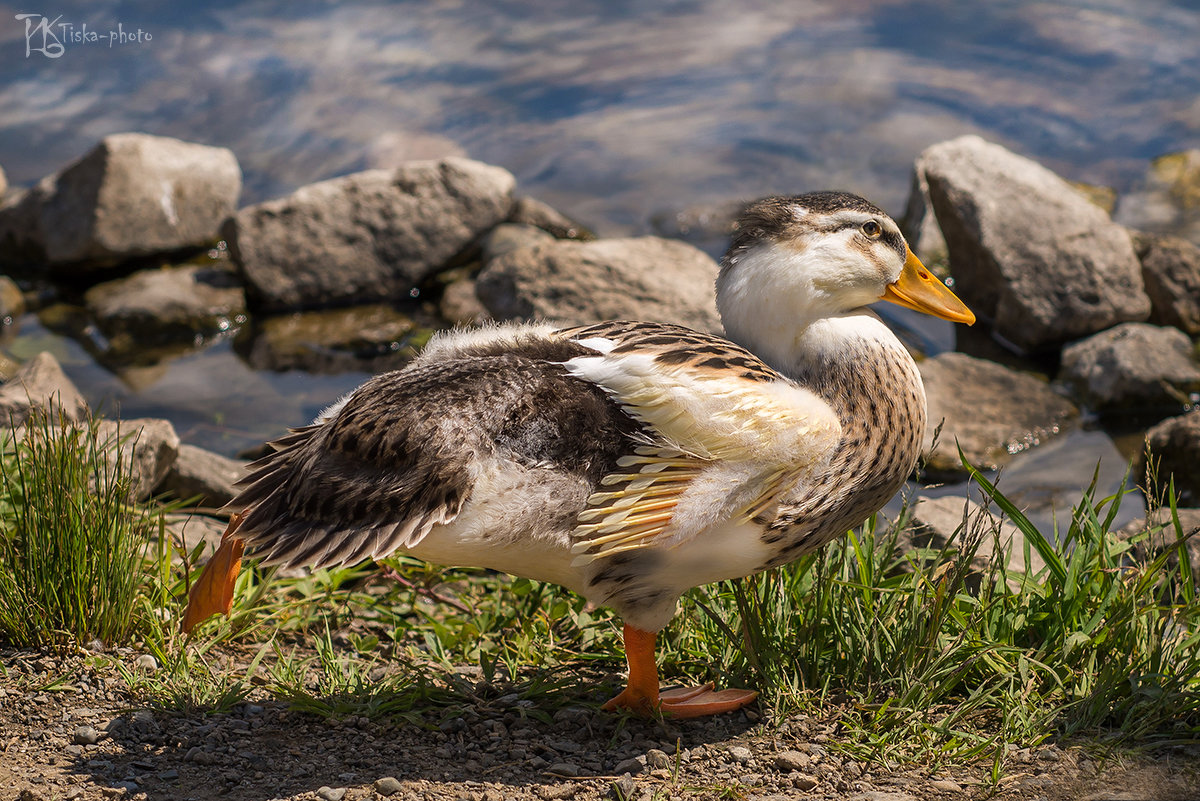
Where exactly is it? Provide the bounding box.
[182,513,247,633]
[603,623,759,719]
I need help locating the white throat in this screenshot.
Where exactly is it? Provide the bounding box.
[717,242,904,375]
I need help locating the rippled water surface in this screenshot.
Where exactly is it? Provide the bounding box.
[2,0,1197,523]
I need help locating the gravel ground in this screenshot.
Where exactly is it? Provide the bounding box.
[3,647,1199,801]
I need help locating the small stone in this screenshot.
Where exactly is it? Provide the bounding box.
[610,775,636,800]
[374,776,403,796]
[930,779,962,792]
[73,725,100,745]
[793,774,819,791]
[134,654,157,673]
[645,749,671,770]
[726,745,753,764]
[158,769,179,781]
[613,757,643,776]
[316,786,346,801]
[65,744,84,757]
[184,746,202,762]
[547,763,580,777]
[774,750,811,772]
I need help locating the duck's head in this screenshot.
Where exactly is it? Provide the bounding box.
[716,192,974,360]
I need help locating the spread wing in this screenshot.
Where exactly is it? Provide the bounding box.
[557,322,842,563]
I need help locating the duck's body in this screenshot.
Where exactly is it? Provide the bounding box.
[185,191,973,717]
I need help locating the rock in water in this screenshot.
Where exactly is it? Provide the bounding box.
[1059,323,1200,420]
[227,158,515,312]
[476,236,721,332]
[0,133,241,271]
[918,135,1150,351]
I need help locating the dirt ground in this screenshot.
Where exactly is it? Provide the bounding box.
[3,646,1199,801]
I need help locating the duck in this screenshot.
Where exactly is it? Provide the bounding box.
[184,190,974,718]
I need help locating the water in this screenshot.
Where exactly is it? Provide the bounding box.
[2,0,1195,526]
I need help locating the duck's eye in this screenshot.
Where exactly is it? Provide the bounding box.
[861,220,882,239]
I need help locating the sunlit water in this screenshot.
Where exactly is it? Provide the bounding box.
[3,0,1196,529]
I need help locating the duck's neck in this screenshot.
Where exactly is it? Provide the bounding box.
[730,310,929,565]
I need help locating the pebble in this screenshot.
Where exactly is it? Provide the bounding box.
[547,762,580,777]
[134,654,158,673]
[610,775,635,799]
[374,776,403,796]
[158,769,180,781]
[73,725,100,745]
[793,774,819,791]
[317,787,346,801]
[726,745,753,764]
[645,749,671,769]
[613,757,643,776]
[930,779,962,792]
[65,745,84,757]
[774,750,811,772]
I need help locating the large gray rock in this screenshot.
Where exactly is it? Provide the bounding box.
[898,165,947,265]
[1133,232,1200,335]
[1138,410,1200,507]
[919,352,1078,477]
[903,495,1045,580]
[476,236,721,331]
[156,443,247,507]
[0,352,89,426]
[228,158,516,312]
[1059,323,1200,418]
[95,418,180,501]
[919,136,1150,351]
[507,196,593,241]
[0,133,240,270]
[84,265,246,351]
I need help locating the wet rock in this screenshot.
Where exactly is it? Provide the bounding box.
[156,443,247,506]
[236,304,426,374]
[1132,232,1200,335]
[84,265,246,351]
[1138,410,1200,506]
[919,352,1078,477]
[919,136,1150,351]
[508,196,593,241]
[1058,323,1200,419]
[1115,149,1200,245]
[95,418,181,501]
[0,275,25,324]
[1118,507,1200,579]
[0,351,90,426]
[904,495,1045,577]
[898,164,947,266]
[0,133,240,270]
[228,158,515,312]
[476,237,721,332]
[438,279,490,326]
[481,223,557,263]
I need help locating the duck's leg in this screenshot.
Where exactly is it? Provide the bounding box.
[602,623,759,719]
[182,513,247,633]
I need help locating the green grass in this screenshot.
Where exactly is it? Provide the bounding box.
[0,408,171,647]
[1,416,1196,769]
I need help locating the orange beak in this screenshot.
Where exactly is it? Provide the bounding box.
[879,249,975,325]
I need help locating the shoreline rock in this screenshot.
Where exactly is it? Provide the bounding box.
[227,158,516,312]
